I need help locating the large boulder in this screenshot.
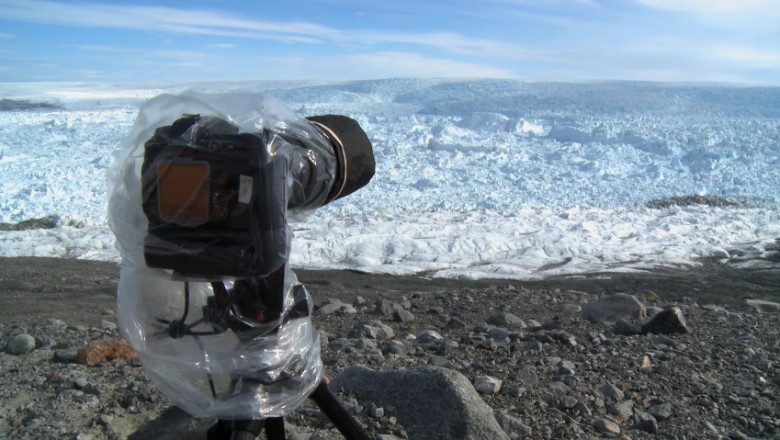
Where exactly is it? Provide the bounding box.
[582,293,646,323]
[330,366,510,440]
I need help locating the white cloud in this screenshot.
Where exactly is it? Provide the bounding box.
[0,0,337,43]
[634,0,780,31]
[0,33,17,39]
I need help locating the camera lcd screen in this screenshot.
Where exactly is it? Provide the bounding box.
[157,161,210,226]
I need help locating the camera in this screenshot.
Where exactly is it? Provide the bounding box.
[109,94,375,421]
[141,112,374,279]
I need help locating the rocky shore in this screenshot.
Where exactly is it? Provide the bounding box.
[0,257,779,439]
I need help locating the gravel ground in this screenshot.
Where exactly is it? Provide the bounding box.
[0,257,779,439]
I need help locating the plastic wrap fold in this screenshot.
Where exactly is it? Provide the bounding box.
[108,93,332,419]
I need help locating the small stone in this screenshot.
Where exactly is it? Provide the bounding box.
[53,349,80,363]
[42,318,67,328]
[370,405,385,418]
[596,383,625,401]
[474,375,502,394]
[495,411,533,437]
[74,377,89,389]
[572,401,591,418]
[613,319,641,336]
[487,327,514,341]
[634,411,658,433]
[375,300,402,316]
[745,299,780,314]
[99,319,118,330]
[610,400,634,419]
[416,330,444,343]
[6,333,36,355]
[548,381,569,396]
[559,395,578,409]
[351,321,395,340]
[558,360,576,376]
[728,430,749,440]
[381,340,407,356]
[647,403,673,420]
[593,418,621,435]
[315,302,346,316]
[393,309,415,323]
[428,355,449,368]
[486,312,525,327]
[445,317,467,329]
[34,335,56,349]
[641,306,689,334]
[428,306,445,315]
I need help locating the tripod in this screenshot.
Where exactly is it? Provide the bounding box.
[169,266,370,440]
[206,380,370,440]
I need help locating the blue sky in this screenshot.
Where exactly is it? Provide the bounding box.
[0,0,778,84]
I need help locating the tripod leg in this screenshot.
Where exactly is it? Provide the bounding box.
[206,419,264,440]
[264,417,285,440]
[309,381,371,440]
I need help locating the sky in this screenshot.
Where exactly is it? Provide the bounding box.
[0,0,778,85]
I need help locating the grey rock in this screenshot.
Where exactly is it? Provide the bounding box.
[486,312,525,328]
[351,321,395,339]
[331,366,510,440]
[642,306,690,334]
[487,327,514,341]
[6,333,36,355]
[99,319,118,330]
[547,381,569,396]
[41,318,67,328]
[474,375,502,394]
[592,418,620,435]
[609,400,634,419]
[514,366,539,387]
[315,302,347,316]
[445,317,467,329]
[428,355,449,368]
[582,293,646,323]
[559,395,578,409]
[745,299,780,314]
[494,411,532,437]
[634,411,659,433]
[558,360,576,376]
[35,335,56,349]
[571,401,591,418]
[613,318,641,336]
[596,383,625,401]
[393,309,415,323]
[381,340,407,356]
[416,329,443,343]
[53,348,79,363]
[648,403,673,420]
[428,306,445,315]
[375,299,397,315]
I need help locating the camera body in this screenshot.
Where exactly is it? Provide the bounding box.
[142,114,288,278]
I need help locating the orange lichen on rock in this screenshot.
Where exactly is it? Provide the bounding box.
[77,339,138,366]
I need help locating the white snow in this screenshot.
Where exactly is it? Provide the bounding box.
[1,79,779,279]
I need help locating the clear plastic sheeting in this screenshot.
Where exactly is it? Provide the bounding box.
[108,93,333,419]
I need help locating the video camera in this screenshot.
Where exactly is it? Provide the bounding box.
[142,112,374,279]
[108,93,375,422]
